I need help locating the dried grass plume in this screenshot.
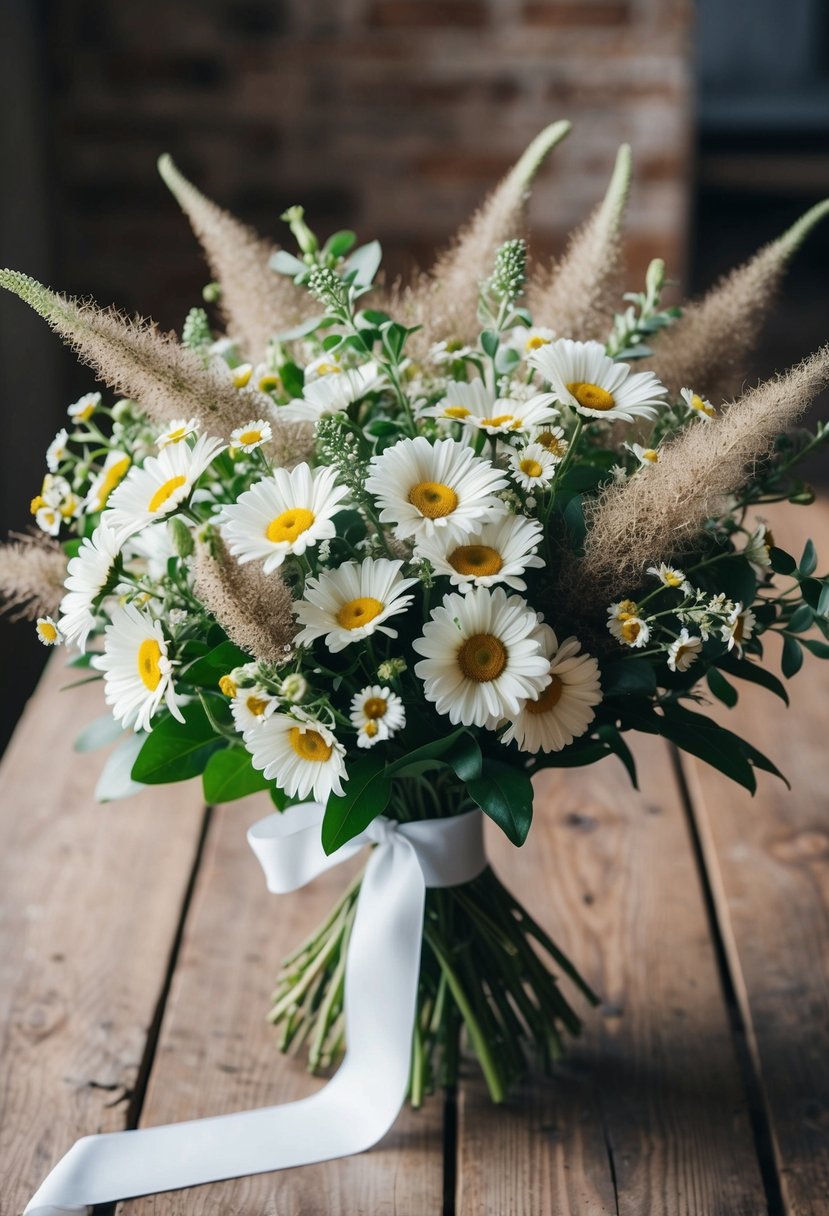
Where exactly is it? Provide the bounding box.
[644,199,829,400]
[194,535,297,664]
[0,531,67,622]
[158,155,308,362]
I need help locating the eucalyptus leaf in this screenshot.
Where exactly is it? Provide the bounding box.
[74,714,126,754]
[799,538,818,577]
[95,733,147,802]
[344,240,382,289]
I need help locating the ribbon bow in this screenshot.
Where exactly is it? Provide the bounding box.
[25,803,487,1214]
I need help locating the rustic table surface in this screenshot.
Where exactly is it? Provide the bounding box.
[1,503,827,1216]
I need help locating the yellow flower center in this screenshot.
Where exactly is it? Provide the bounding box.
[60,496,78,519]
[258,374,280,393]
[616,599,638,619]
[479,414,516,429]
[525,335,550,351]
[519,458,544,479]
[363,720,379,737]
[246,694,270,716]
[30,495,45,514]
[164,427,190,444]
[641,448,659,463]
[449,544,503,577]
[691,393,715,417]
[336,596,385,631]
[266,507,315,543]
[408,481,459,518]
[525,675,563,715]
[137,638,163,691]
[218,675,237,697]
[765,529,775,551]
[316,362,341,376]
[93,456,131,510]
[732,616,745,643]
[363,697,388,719]
[457,632,507,683]
[148,474,187,513]
[621,618,643,644]
[233,365,253,388]
[238,429,264,446]
[288,727,332,762]
[567,381,615,412]
[37,620,58,644]
[443,406,470,419]
[663,570,684,587]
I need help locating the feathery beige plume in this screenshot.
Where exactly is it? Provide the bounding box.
[0,531,67,622]
[0,270,300,446]
[193,535,297,665]
[527,143,632,341]
[158,155,308,362]
[566,347,829,613]
[644,199,829,400]
[400,121,571,350]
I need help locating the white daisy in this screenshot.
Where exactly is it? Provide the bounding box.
[647,562,693,593]
[667,629,703,673]
[221,462,348,574]
[680,387,716,420]
[34,504,62,536]
[251,363,281,395]
[428,339,475,366]
[529,338,668,422]
[58,521,122,649]
[105,433,226,542]
[413,586,550,728]
[230,685,278,734]
[365,436,508,543]
[742,522,773,572]
[626,442,660,466]
[501,625,601,753]
[35,616,62,647]
[527,424,568,461]
[230,419,273,453]
[420,379,490,424]
[505,326,555,358]
[46,428,69,473]
[92,603,184,732]
[86,450,131,513]
[280,362,383,423]
[294,558,418,653]
[415,513,544,593]
[156,417,200,448]
[607,600,650,648]
[425,379,558,436]
[721,602,756,657]
[244,712,347,804]
[68,392,102,422]
[229,362,254,389]
[509,443,558,491]
[350,685,406,748]
[304,354,345,381]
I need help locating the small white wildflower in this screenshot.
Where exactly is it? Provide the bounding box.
[667,629,703,672]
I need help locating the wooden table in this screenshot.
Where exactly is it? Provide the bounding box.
[2,504,828,1215]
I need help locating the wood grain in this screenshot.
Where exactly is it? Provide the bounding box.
[682,502,829,1216]
[0,657,206,1214]
[119,795,445,1215]
[456,735,768,1216]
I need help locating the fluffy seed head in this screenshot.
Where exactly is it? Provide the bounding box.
[0,531,68,622]
[193,534,297,664]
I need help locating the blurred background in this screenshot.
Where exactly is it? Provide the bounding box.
[1,0,828,749]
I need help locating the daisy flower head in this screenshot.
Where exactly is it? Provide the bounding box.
[221,462,348,574]
[230,685,278,734]
[501,626,602,753]
[280,362,383,423]
[742,521,773,571]
[415,513,544,593]
[35,616,62,647]
[86,450,131,514]
[105,432,226,543]
[667,629,703,673]
[46,428,69,473]
[509,443,557,491]
[680,387,716,420]
[412,586,550,728]
[529,338,668,422]
[350,685,406,748]
[58,521,122,649]
[304,354,344,381]
[92,603,184,732]
[647,562,693,593]
[420,379,491,424]
[294,558,418,653]
[527,424,568,461]
[230,419,273,453]
[428,339,475,367]
[626,442,660,466]
[506,325,555,358]
[244,712,347,804]
[68,392,102,423]
[365,436,508,543]
[722,602,756,657]
[607,599,650,648]
[156,418,200,448]
[251,363,281,395]
[228,362,253,389]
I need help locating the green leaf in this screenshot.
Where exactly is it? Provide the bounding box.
[384,728,468,777]
[707,667,738,707]
[183,640,250,687]
[323,229,357,259]
[710,557,756,608]
[279,360,305,399]
[596,725,638,787]
[270,250,308,276]
[533,740,613,769]
[818,582,829,618]
[322,755,391,855]
[74,714,125,753]
[601,657,657,696]
[480,329,500,358]
[738,738,789,789]
[444,732,483,782]
[769,546,797,575]
[202,745,271,803]
[131,702,223,785]
[344,240,382,289]
[799,538,818,577]
[659,704,756,793]
[359,308,391,326]
[381,322,409,362]
[466,759,534,846]
[562,493,586,550]
[782,634,804,678]
[788,603,814,634]
[716,653,789,705]
[801,637,829,659]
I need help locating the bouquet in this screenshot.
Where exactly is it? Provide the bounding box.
[4,120,829,1153]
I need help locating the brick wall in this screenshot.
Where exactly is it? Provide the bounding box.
[46,0,694,333]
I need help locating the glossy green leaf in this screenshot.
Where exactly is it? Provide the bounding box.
[466,759,534,846]
[769,546,797,575]
[799,538,818,577]
[788,603,814,634]
[706,667,738,707]
[601,657,657,696]
[131,702,222,785]
[716,653,789,705]
[384,728,468,777]
[202,745,271,804]
[321,756,391,855]
[183,640,250,687]
[782,633,804,678]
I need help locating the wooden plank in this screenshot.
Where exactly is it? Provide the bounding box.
[682,501,829,1216]
[456,736,768,1216]
[0,656,207,1211]
[120,794,445,1215]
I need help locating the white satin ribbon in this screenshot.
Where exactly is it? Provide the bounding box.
[24,804,487,1214]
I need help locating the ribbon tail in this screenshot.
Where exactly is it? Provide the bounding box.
[24,838,426,1214]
